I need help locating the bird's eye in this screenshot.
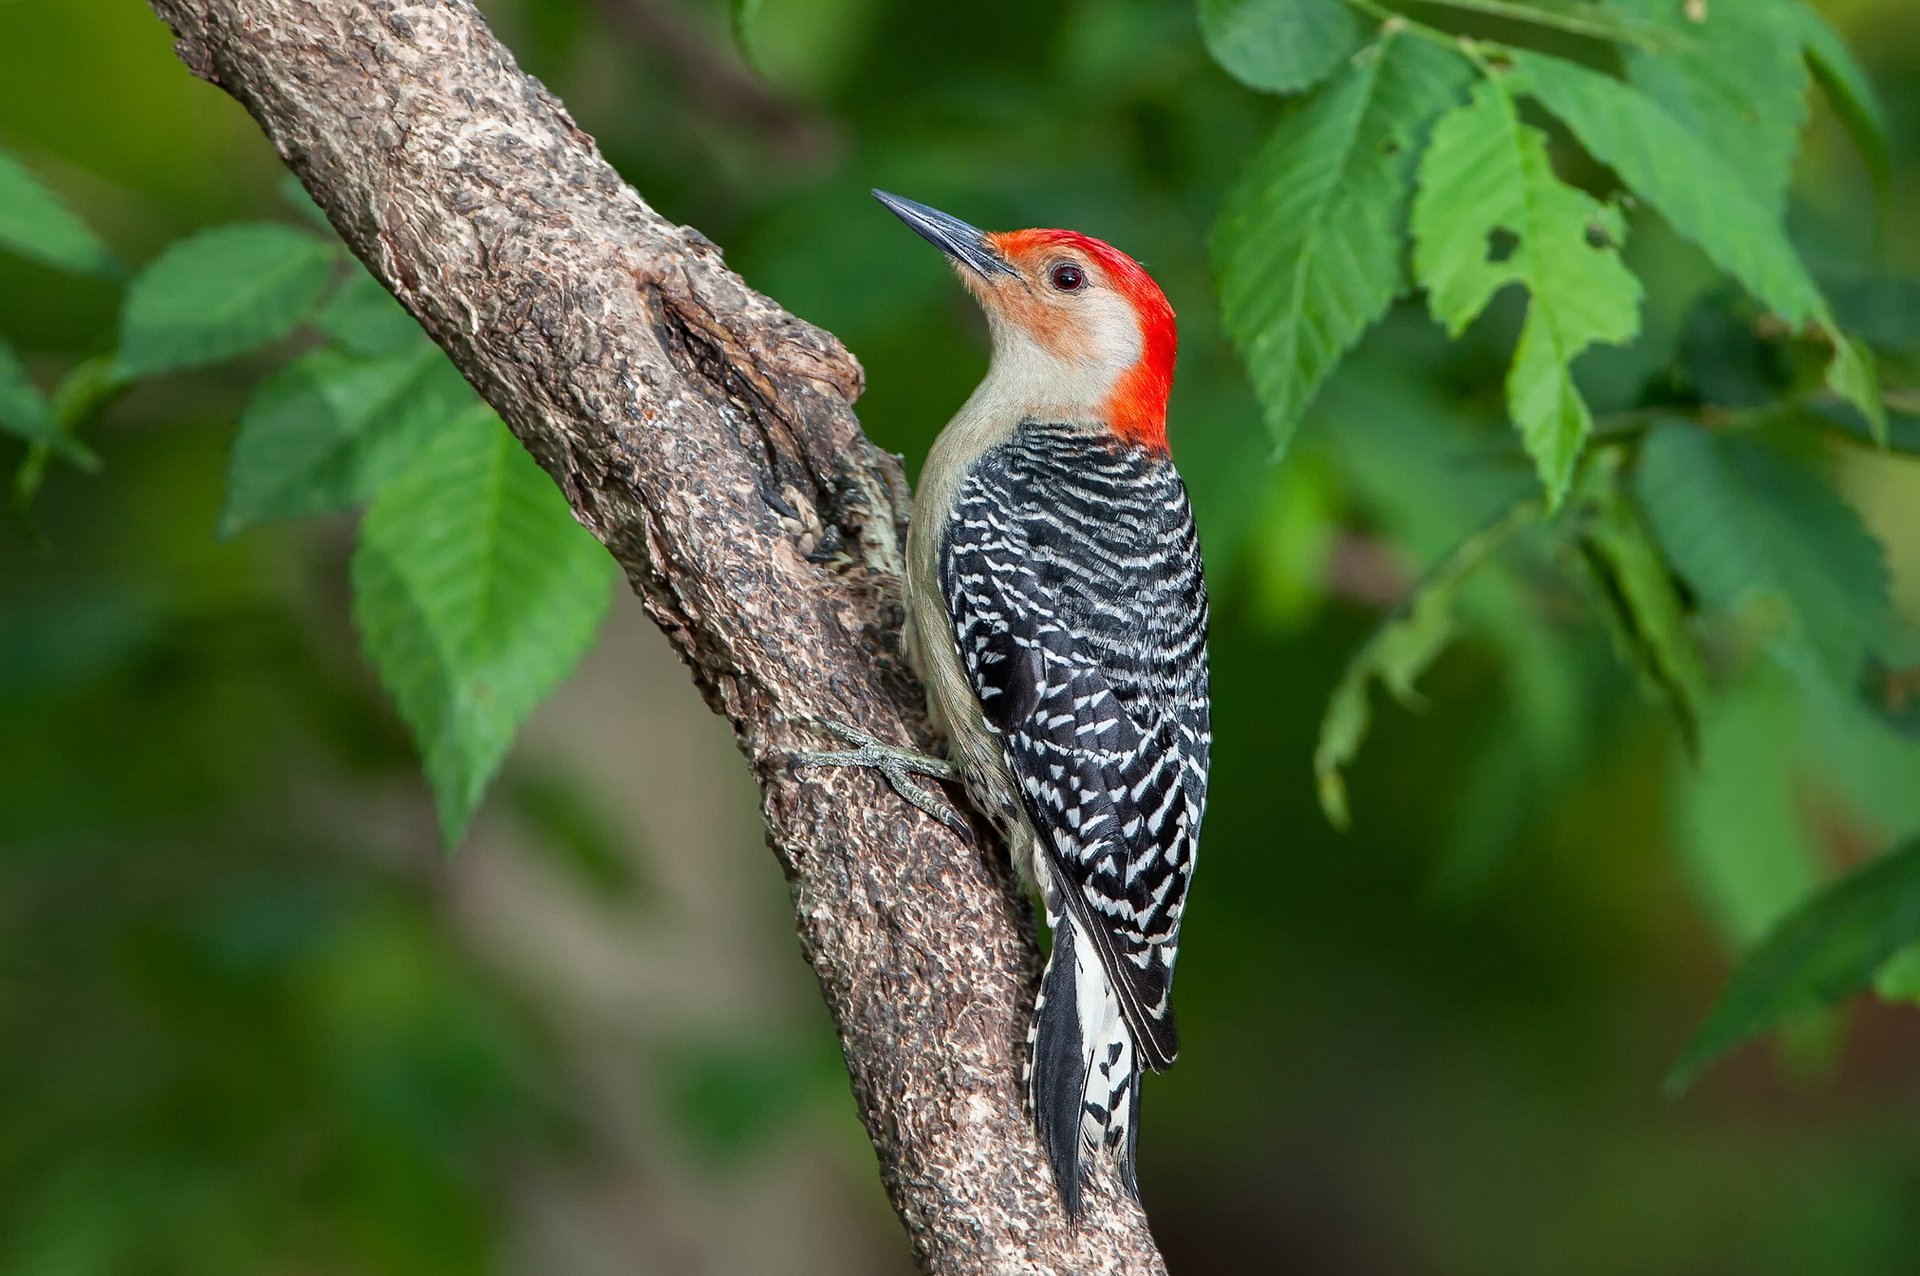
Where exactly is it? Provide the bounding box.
[1048,263,1086,292]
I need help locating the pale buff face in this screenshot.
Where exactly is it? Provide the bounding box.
[958,237,1145,423]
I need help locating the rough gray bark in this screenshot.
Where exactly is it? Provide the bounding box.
[143,1,1170,1272]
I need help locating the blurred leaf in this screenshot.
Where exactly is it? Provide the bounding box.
[1791,1,1890,205]
[731,0,767,72]
[501,765,645,902]
[1872,944,1920,1006]
[1213,32,1468,454]
[1575,457,1707,752]
[352,416,616,846]
[1668,835,1920,1094]
[312,267,427,357]
[220,345,478,536]
[1316,499,1537,828]
[276,170,335,233]
[1617,0,1808,215]
[0,340,92,467]
[661,1033,844,1162]
[13,355,126,517]
[1808,400,1920,456]
[1679,293,1790,410]
[1860,662,1920,742]
[1823,334,1885,447]
[1636,422,1899,689]
[1676,674,1821,955]
[1412,74,1640,505]
[115,224,338,378]
[0,147,120,278]
[1196,0,1364,95]
[1827,276,1920,352]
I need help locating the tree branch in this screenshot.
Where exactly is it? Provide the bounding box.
[142,1,1168,1271]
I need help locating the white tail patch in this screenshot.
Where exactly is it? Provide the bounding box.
[1026,907,1142,1217]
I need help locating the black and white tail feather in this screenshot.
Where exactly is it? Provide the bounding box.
[1025,902,1143,1216]
[939,422,1210,1216]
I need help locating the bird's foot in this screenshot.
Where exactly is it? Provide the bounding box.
[794,721,969,833]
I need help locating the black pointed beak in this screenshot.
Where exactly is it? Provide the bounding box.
[873,190,1016,279]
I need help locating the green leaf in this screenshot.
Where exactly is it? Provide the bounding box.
[0,341,97,470]
[116,224,338,378]
[1196,0,1365,95]
[1823,333,1885,447]
[352,416,616,845]
[0,341,54,446]
[1574,456,1707,751]
[502,765,645,902]
[1790,2,1890,204]
[1213,33,1469,454]
[731,0,767,72]
[1508,51,1825,330]
[1872,944,1920,1006]
[0,148,119,278]
[1316,500,1538,827]
[1411,75,1641,505]
[220,345,479,536]
[1616,0,1808,215]
[1510,52,1886,436]
[312,267,425,357]
[1676,674,1821,955]
[1668,835,1920,1094]
[1636,421,1898,688]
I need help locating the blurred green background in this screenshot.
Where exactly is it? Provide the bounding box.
[4,1,1920,1272]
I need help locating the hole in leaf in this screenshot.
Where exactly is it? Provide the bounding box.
[1487,228,1519,264]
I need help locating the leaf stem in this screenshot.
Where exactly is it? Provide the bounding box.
[1338,0,1468,53]
[1409,0,1673,50]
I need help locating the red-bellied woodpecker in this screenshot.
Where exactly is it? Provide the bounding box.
[800,191,1210,1217]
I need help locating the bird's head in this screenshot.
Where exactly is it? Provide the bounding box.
[874,190,1177,451]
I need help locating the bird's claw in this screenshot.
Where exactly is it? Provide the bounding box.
[794,721,970,833]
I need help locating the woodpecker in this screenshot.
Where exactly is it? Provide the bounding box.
[803,191,1210,1216]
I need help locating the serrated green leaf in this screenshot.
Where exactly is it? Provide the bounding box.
[0,148,119,278]
[220,345,479,536]
[1575,456,1707,751]
[1196,0,1365,95]
[1316,500,1538,827]
[352,417,616,845]
[1510,52,1887,437]
[1790,1,1890,204]
[116,224,338,378]
[1636,421,1897,688]
[1509,51,1825,330]
[1668,835,1920,1094]
[312,267,425,357]
[1411,76,1641,505]
[1214,33,1469,454]
[1616,0,1808,215]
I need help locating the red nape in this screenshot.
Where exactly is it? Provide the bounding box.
[996,228,1178,452]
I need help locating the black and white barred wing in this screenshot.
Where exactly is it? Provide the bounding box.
[940,424,1210,1071]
